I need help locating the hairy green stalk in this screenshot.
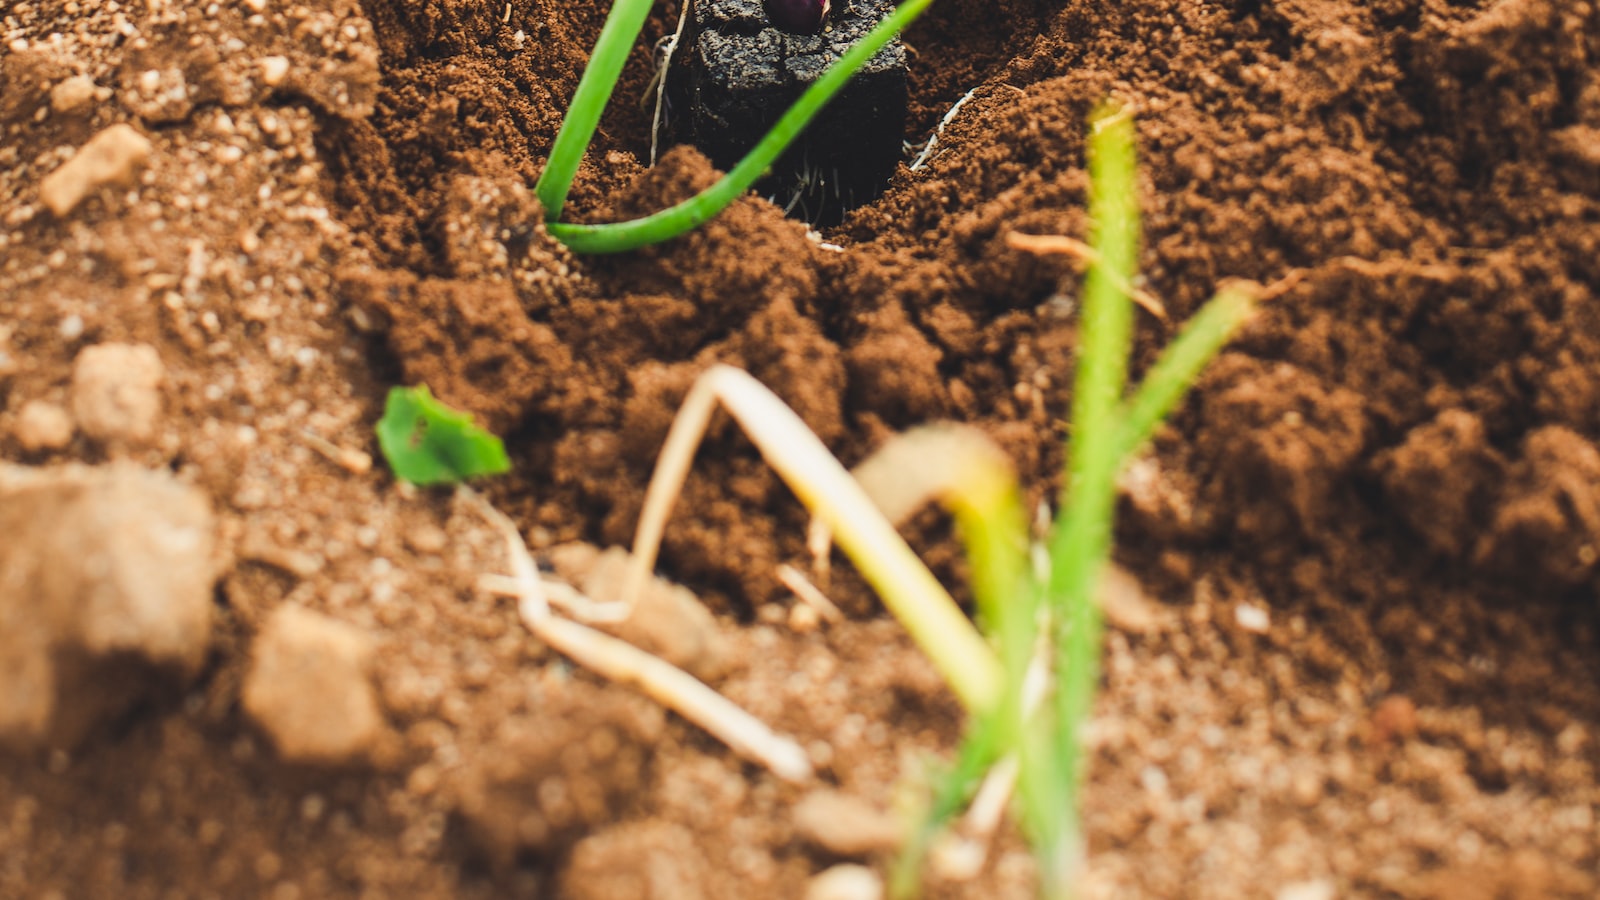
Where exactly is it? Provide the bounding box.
[1042,110,1140,884]
[544,0,935,253]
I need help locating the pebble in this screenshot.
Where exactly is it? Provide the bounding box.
[1370,695,1418,743]
[792,789,903,856]
[70,342,164,445]
[14,400,73,451]
[38,123,153,217]
[1275,880,1336,900]
[404,524,448,555]
[1234,602,1271,633]
[1099,564,1165,634]
[258,55,290,87]
[49,75,97,114]
[241,605,385,765]
[804,864,883,900]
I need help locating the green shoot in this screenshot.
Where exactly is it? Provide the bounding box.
[886,108,1256,897]
[375,385,511,486]
[1032,106,1143,888]
[536,0,935,253]
[533,0,656,220]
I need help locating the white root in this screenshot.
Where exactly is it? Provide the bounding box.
[648,0,693,167]
[1007,231,1168,320]
[909,87,978,172]
[466,488,814,784]
[776,563,844,624]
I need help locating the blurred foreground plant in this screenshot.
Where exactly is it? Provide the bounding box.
[622,106,1258,895]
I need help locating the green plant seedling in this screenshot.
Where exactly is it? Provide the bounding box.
[534,0,937,253]
[614,106,1258,897]
[375,385,511,486]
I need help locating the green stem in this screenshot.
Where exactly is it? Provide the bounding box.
[1040,106,1139,893]
[534,0,656,220]
[548,0,934,254]
[1117,284,1256,458]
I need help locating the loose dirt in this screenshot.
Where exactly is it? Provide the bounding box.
[2,0,1598,896]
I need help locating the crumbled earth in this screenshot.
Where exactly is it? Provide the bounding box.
[2,0,1599,897]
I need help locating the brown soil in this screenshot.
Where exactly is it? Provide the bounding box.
[3,0,1599,896]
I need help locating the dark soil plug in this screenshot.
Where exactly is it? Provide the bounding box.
[667,0,907,225]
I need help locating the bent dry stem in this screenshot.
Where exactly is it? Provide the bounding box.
[623,365,1004,712]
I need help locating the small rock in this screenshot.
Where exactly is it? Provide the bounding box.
[0,463,216,750]
[927,834,986,882]
[14,400,73,451]
[70,342,163,445]
[453,687,662,868]
[241,605,384,765]
[546,543,729,681]
[38,123,153,217]
[1234,602,1271,633]
[1098,564,1165,634]
[49,75,97,114]
[404,523,448,555]
[560,822,702,900]
[1370,695,1418,743]
[805,865,884,900]
[258,55,290,88]
[788,601,821,633]
[1275,880,1336,900]
[792,790,903,856]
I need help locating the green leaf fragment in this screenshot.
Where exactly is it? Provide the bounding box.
[375,385,511,485]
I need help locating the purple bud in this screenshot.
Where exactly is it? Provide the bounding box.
[765,0,830,34]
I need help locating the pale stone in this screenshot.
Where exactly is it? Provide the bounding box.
[242,605,384,765]
[49,75,97,114]
[38,123,153,217]
[792,790,903,856]
[805,865,884,900]
[14,400,73,451]
[70,342,163,446]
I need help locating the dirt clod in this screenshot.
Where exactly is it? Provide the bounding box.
[791,789,903,856]
[13,400,74,452]
[37,123,153,217]
[559,821,704,900]
[451,683,664,868]
[1476,426,1600,587]
[69,342,164,447]
[241,605,385,766]
[0,463,215,750]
